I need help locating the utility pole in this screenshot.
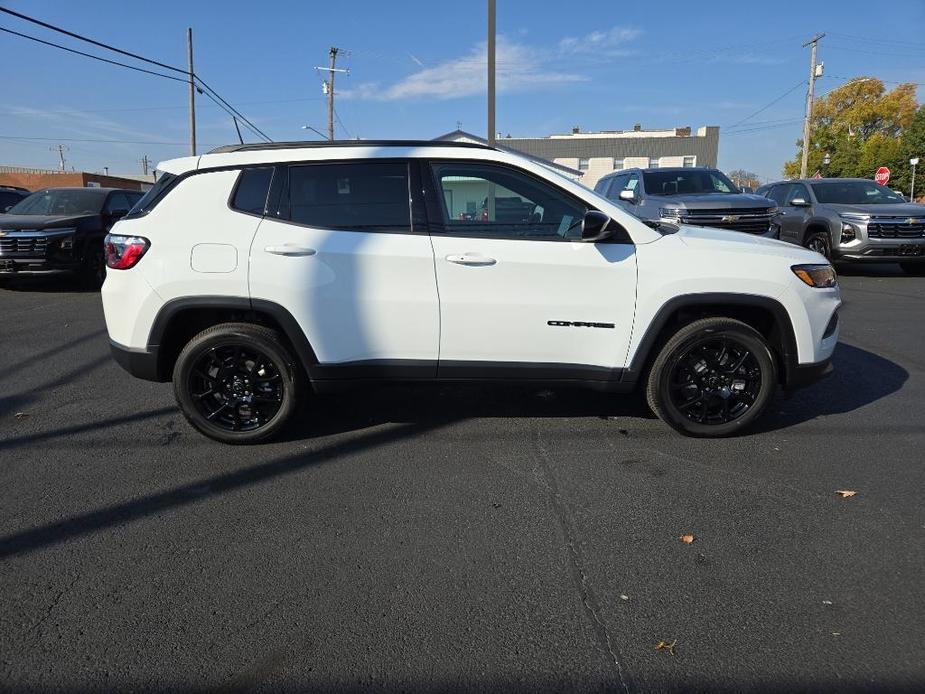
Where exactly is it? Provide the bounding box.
[487,0,496,148]
[51,144,68,171]
[140,154,149,176]
[800,33,824,179]
[187,27,196,156]
[315,48,349,141]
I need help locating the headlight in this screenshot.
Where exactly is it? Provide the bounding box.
[767,206,779,216]
[792,264,837,288]
[839,212,869,222]
[659,207,684,219]
[840,223,857,243]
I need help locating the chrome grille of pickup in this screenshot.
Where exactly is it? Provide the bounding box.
[678,209,775,235]
[866,217,925,239]
[0,235,48,255]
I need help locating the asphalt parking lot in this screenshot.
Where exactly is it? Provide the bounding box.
[1,266,924,693]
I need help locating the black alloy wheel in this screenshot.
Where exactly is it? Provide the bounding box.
[667,337,762,426]
[173,323,300,443]
[805,231,832,260]
[189,344,285,432]
[646,317,776,437]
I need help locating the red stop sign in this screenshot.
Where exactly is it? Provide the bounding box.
[875,167,890,185]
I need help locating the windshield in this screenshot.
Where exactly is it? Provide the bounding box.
[7,189,105,216]
[810,180,906,205]
[643,170,739,196]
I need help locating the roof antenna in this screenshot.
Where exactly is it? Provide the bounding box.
[232,116,244,145]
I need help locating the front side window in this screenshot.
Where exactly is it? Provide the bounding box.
[786,184,810,205]
[281,161,410,231]
[231,167,274,215]
[431,163,587,240]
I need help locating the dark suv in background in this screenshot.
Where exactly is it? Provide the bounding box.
[0,186,29,212]
[756,178,925,275]
[0,186,143,287]
[595,167,780,237]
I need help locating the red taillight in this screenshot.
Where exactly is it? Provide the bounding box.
[104,234,149,269]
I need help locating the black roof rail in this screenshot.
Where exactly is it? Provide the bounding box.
[206,139,496,154]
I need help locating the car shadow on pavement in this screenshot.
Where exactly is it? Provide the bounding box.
[755,342,908,433]
[280,383,655,441]
[835,262,909,277]
[0,275,98,293]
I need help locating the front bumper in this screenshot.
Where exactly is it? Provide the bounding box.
[835,219,925,262]
[109,340,163,382]
[0,257,81,275]
[787,358,834,390]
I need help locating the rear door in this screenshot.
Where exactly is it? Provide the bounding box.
[249,160,439,370]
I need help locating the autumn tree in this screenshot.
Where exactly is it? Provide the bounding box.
[783,78,919,190]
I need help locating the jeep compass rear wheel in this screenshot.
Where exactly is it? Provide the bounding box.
[646,318,776,437]
[173,323,300,444]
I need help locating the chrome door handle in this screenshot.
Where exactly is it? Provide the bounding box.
[445,254,497,266]
[264,245,317,257]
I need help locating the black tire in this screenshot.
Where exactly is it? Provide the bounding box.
[80,242,106,290]
[646,318,777,437]
[172,322,300,444]
[899,262,925,276]
[804,231,831,260]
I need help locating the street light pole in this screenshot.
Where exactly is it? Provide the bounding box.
[912,158,919,201]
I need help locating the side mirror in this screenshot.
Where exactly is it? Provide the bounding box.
[581,210,615,242]
[109,208,129,220]
[618,189,636,203]
[789,197,809,207]
[2,205,11,213]
[740,186,754,194]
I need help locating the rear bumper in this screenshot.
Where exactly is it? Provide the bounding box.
[109,340,163,382]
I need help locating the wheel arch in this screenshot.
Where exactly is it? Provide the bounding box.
[623,293,798,387]
[147,296,318,382]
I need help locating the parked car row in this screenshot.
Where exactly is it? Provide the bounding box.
[594,166,925,275]
[0,186,143,287]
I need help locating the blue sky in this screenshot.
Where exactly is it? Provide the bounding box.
[1,0,923,182]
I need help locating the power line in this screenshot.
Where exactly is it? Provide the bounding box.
[0,96,325,117]
[0,134,221,146]
[333,106,352,139]
[0,26,188,83]
[1,7,272,143]
[725,79,806,130]
[0,5,186,74]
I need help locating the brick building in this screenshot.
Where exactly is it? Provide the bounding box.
[0,166,152,192]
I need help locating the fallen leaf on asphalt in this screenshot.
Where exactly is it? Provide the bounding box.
[14,412,30,420]
[655,640,677,655]
[835,490,857,498]
[679,534,695,544]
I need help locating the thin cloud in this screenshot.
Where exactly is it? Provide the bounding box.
[340,37,586,102]
[558,26,642,55]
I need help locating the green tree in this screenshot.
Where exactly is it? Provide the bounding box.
[901,106,925,200]
[783,78,919,184]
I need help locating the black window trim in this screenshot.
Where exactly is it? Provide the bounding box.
[423,158,601,243]
[263,158,418,235]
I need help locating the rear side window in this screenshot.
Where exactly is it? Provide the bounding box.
[231,167,274,215]
[128,173,177,217]
[280,162,411,231]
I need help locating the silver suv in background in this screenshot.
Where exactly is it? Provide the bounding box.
[756,178,925,275]
[595,167,780,237]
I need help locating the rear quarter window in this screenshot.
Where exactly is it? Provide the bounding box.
[230,167,274,215]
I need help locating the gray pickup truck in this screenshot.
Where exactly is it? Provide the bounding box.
[756,178,925,275]
[594,167,780,237]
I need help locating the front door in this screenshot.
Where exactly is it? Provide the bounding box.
[249,161,439,370]
[426,161,637,379]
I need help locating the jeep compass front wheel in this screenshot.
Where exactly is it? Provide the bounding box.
[173,323,300,444]
[646,318,777,437]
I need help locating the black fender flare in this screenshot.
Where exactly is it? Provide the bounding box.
[621,292,799,386]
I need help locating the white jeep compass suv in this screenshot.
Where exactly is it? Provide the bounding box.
[102,140,840,443]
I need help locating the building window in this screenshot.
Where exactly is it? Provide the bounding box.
[683,156,696,168]
[613,158,624,171]
[648,158,659,169]
[578,158,589,172]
